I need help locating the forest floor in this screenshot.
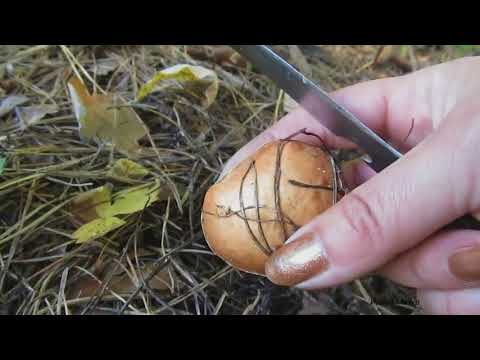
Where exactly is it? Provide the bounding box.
[0,45,477,315]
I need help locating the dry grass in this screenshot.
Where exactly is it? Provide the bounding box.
[0,45,473,315]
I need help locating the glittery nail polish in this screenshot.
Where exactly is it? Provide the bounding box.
[265,233,329,286]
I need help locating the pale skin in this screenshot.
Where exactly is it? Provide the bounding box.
[220,56,480,315]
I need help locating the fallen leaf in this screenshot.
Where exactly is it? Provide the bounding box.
[137,64,219,108]
[69,179,175,243]
[70,180,171,230]
[67,74,148,156]
[144,264,174,291]
[99,180,161,218]
[0,156,6,176]
[0,95,28,117]
[211,46,247,68]
[187,46,247,68]
[108,158,149,180]
[67,277,103,299]
[70,185,113,223]
[72,216,126,244]
[109,264,173,293]
[16,104,58,129]
[67,262,173,299]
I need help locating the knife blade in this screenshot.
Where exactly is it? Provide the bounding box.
[231,45,402,173]
[231,45,480,230]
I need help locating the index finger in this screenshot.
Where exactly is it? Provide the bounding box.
[219,76,401,180]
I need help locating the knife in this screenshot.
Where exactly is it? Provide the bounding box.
[231,45,480,230]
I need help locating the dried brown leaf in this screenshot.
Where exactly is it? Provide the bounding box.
[68,263,173,299]
[67,74,148,156]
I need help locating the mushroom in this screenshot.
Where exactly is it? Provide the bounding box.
[201,139,343,275]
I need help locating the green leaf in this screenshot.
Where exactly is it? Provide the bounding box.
[455,45,480,56]
[73,216,126,244]
[0,157,6,176]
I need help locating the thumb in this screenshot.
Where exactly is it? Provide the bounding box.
[265,99,480,288]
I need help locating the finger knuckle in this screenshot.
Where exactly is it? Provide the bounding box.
[448,132,480,214]
[409,252,434,288]
[338,191,384,255]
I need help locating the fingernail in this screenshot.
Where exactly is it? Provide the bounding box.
[449,247,480,282]
[265,232,329,286]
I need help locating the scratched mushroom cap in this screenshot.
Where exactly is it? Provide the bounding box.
[201,140,341,275]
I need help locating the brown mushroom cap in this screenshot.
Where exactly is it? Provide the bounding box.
[201,140,339,275]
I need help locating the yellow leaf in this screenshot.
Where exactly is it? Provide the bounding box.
[67,74,148,156]
[73,216,126,244]
[108,158,149,180]
[70,185,112,223]
[99,180,161,218]
[137,64,219,108]
[70,180,174,231]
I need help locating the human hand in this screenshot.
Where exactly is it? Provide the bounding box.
[220,56,480,314]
